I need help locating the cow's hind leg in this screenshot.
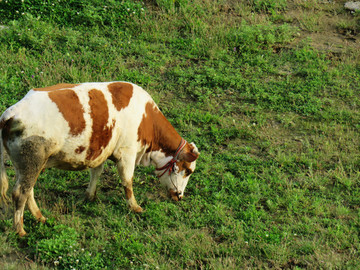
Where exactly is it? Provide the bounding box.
[27,188,46,223]
[12,180,28,236]
[12,169,45,236]
[86,163,104,201]
[12,167,45,236]
[0,136,9,207]
[9,136,49,236]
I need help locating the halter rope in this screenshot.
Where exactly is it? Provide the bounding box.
[156,138,187,178]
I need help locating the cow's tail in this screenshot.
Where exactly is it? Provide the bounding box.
[0,113,11,206]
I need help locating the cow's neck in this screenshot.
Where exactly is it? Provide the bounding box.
[138,102,182,168]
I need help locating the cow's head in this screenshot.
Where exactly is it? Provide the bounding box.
[158,142,199,201]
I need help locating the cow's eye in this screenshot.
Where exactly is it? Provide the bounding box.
[185,168,192,177]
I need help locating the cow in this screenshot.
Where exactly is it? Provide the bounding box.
[0,82,199,236]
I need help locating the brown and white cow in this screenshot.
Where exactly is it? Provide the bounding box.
[0,82,199,236]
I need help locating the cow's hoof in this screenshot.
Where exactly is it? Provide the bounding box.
[18,229,27,237]
[39,216,46,224]
[85,191,96,202]
[132,205,144,213]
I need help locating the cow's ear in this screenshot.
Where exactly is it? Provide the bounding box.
[179,142,199,162]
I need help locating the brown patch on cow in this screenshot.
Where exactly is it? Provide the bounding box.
[124,187,133,200]
[1,118,13,146]
[169,189,181,201]
[176,160,193,177]
[33,83,79,91]
[48,90,86,136]
[75,146,85,154]
[1,118,24,152]
[178,143,199,163]
[86,89,115,160]
[108,82,133,111]
[0,118,6,129]
[137,102,182,156]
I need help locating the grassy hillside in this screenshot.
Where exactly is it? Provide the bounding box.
[0,0,360,269]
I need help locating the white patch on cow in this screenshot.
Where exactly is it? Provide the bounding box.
[6,90,69,148]
[111,84,152,160]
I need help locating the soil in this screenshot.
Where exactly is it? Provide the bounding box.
[286,1,360,55]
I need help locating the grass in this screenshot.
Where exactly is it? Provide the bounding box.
[1,0,360,269]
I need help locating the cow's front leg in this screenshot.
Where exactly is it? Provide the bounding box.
[86,163,104,201]
[116,158,143,213]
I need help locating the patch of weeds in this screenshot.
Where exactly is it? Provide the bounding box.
[0,15,81,54]
[230,21,296,54]
[0,72,24,110]
[154,0,187,12]
[24,214,109,269]
[336,19,360,36]
[0,0,145,29]
[56,248,106,270]
[208,125,240,145]
[110,231,145,265]
[250,0,287,13]
[256,226,284,244]
[293,45,330,78]
[0,218,12,232]
[34,225,78,262]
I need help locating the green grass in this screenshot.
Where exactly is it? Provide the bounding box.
[1,0,360,269]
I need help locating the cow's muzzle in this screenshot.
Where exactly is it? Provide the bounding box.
[169,189,183,201]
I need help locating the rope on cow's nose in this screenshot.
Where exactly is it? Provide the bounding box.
[155,138,187,177]
[155,138,186,200]
[170,171,180,199]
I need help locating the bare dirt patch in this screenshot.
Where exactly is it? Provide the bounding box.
[286,1,360,55]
